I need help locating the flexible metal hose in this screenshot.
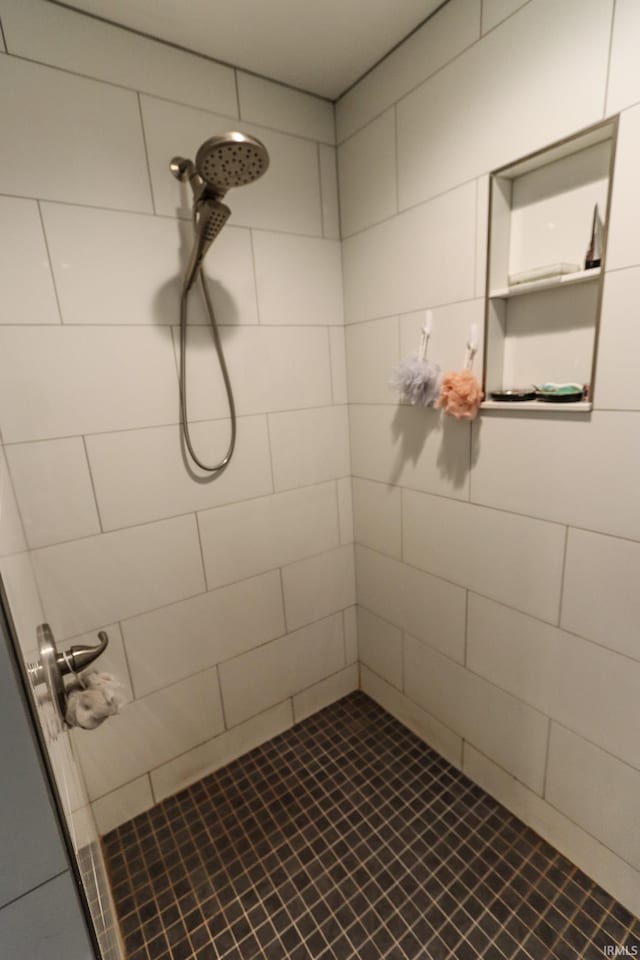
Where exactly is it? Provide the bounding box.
[179,268,236,474]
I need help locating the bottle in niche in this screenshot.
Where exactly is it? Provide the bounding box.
[584,203,603,270]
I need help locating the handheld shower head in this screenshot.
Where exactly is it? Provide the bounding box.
[195,132,269,196]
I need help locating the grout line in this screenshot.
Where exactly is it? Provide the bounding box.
[264,413,276,492]
[0,16,7,53]
[233,67,241,118]
[602,0,618,119]
[247,228,262,323]
[334,479,343,544]
[136,92,156,214]
[35,201,64,324]
[316,143,326,237]
[215,664,228,730]
[393,104,400,213]
[557,525,570,627]
[344,293,485,326]
[81,435,104,533]
[278,567,289,634]
[542,718,553,798]
[146,771,157,806]
[193,511,209,590]
[326,327,336,403]
[463,589,469,665]
[117,621,137,700]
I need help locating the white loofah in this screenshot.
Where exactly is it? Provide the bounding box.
[390,354,442,406]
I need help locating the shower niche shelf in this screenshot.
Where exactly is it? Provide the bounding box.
[482,117,618,415]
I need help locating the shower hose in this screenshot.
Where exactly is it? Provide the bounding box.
[179,268,236,474]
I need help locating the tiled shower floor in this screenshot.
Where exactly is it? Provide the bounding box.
[103,692,640,960]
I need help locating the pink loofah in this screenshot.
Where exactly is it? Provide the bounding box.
[437,369,483,420]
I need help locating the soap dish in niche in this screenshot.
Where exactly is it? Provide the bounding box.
[536,383,584,403]
[489,387,537,402]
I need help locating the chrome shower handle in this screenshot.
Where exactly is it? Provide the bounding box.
[28,624,109,723]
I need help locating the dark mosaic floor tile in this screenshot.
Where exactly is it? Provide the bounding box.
[103,692,639,960]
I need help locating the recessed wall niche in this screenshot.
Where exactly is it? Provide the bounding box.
[482,117,618,413]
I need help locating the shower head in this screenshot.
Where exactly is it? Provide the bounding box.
[195,132,269,196]
[183,196,231,292]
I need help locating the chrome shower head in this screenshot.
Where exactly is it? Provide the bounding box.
[195,132,269,196]
[183,197,231,292]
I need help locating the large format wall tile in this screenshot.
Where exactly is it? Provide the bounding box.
[281,545,355,630]
[345,316,399,404]
[41,204,258,326]
[405,635,549,792]
[606,0,640,115]
[561,528,640,662]
[6,438,100,548]
[122,571,285,698]
[0,327,178,442]
[352,477,402,559]
[546,724,640,871]
[0,0,238,115]
[0,55,152,211]
[73,667,224,799]
[237,72,334,144]
[252,232,343,325]
[199,483,340,588]
[356,545,466,663]
[336,0,480,142]
[342,182,476,323]
[268,406,350,491]
[398,299,485,381]
[92,776,154,836]
[172,325,333,421]
[86,417,272,530]
[293,665,358,723]
[481,0,529,33]
[597,269,640,409]
[357,607,403,690]
[219,614,345,726]
[397,0,612,209]
[319,146,340,240]
[0,197,59,325]
[350,405,470,498]
[337,109,397,237]
[471,412,640,540]
[403,490,565,622]
[0,447,26,558]
[467,594,640,769]
[32,515,205,637]
[606,105,640,271]
[140,96,322,235]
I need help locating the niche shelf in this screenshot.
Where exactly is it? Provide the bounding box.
[482,117,618,415]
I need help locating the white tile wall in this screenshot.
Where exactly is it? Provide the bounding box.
[342,181,476,323]
[597,268,640,409]
[471,412,640,540]
[68,621,134,704]
[481,0,529,34]
[85,417,273,530]
[32,515,205,637]
[140,95,323,234]
[0,197,59,325]
[349,405,471,499]
[606,0,640,115]
[150,701,293,802]
[329,327,349,404]
[268,406,350,491]
[546,724,640,871]
[292,665,359,722]
[344,607,358,663]
[360,665,462,768]
[6,438,100,548]
[335,0,481,142]
[337,478,354,544]
[467,593,640,769]
[403,490,566,622]
[356,545,466,662]
[237,71,334,144]
[357,606,402,689]
[281,545,355,630]
[198,483,339,589]
[561,527,640,662]
[337,109,397,237]
[252,232,343,325]
[122,571,285,698]
[405,634,549,792]
[345,316,399,404]
[0,326,179,442]
[605,105,640,271]
[173,325,333,421]
[352,477,402,559]
[0,552,45,650]
[396,0,612,210]
[219,613,345,726]
[73,666,224,799]
[398,299,485,381]
[0,447,26,558]
[319,146,340,240]
[41,204,259,326]
[0,55,152,211]
[0,0,238,115]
